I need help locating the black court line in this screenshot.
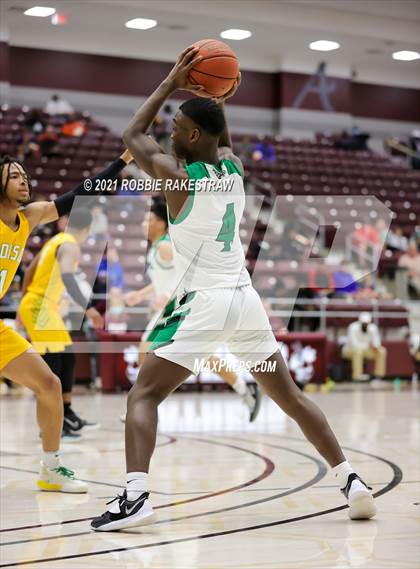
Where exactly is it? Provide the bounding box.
[0,436,274,534]
[0,443,326,547]
[0,447,401,567]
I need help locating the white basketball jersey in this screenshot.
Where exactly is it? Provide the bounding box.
[146,234,177,298]
[167,159,251,296]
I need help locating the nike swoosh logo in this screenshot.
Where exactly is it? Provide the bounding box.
[125,496,146,516]
[64,418,80,429]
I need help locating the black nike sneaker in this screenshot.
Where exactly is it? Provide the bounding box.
[61,424,81,443]
[64,406,99,432]
[91,490,155,531]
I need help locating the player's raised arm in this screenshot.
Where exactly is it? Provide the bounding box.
[122,46,204,178]
[23,149,133,232]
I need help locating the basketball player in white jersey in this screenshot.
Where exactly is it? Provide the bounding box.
[92,46,376,531]
[124,198,261,421]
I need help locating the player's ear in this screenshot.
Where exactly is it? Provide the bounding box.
[190,128,200,143]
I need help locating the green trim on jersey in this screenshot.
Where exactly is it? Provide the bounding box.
[220,158,243,178]
[145,297,177,342]
[149,308,191,352]
[146,292,195,344]
[168,190,195,225]
[168,161,209,225]
[168,159,242,225]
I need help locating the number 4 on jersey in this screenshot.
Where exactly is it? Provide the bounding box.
[216,203,236,252]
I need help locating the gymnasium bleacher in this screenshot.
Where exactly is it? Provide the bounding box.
[0,104,417,380]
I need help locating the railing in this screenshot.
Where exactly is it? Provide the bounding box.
[1,296,410,335]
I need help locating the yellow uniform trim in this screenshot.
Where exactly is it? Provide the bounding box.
[0,320,31,370]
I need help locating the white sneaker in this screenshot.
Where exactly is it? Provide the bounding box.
[341,473,376,520]
[91,491,155,531]
[37,463,88,493]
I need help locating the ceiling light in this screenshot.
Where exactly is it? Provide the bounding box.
[220,29,252,41]
[309,40,340,52]
[125,18,157,30]
[392,50,420,61]
[24,6,56,17]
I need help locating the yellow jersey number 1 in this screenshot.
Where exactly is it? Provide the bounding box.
[0,269,8,295]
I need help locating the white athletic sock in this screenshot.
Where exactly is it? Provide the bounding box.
[42,451,60,469]
[332,460,368,497]
[126,472,148,501]
[232,377,247,396]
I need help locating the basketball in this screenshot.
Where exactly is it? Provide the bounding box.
[188,39,239,97]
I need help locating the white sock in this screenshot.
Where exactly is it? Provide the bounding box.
[126,472,148,501]
[42,451,60,469]
[333,460,368,497]
[232,377,247,396]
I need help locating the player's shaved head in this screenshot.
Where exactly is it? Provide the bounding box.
[179,98,225,136]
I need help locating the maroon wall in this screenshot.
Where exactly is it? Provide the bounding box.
[351,82,420,122]
[9,46,277,109]
[0,42,10,83]
[4,45,419,121]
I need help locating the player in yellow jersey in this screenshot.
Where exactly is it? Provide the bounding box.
[19,209,103,441]
[0,149,132,493]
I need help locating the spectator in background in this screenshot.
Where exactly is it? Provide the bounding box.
[342,312,387,381]
[16,109,47,160]
[354,274,392,300]
[106,287,129,332]
[236,135,254,162]
[90,205,108,240]
[97,247,125,291]
[375,219,388,244]
[61,114,88,137]
[281,219,309,261]
[409,129,420,170]
[332,263,358,296]
[387,226,408,253]
[352,222,380,268]
[252,141,276,162]
[44,94,74,116]
[37,124,61,157]
[24,109,46,135]
[398,241,420,298]
[334,127,370,151]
